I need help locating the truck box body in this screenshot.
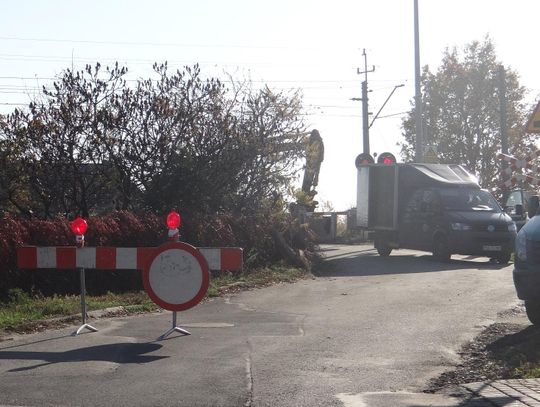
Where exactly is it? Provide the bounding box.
[356,163,516,262]
[357,163,479,230]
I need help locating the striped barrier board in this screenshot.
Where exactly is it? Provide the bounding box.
[17,242,243,337]
[17,245,243,271]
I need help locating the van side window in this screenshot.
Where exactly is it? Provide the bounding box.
[427,191,442,213]
[421,190,442,213]
[403,190,424,220]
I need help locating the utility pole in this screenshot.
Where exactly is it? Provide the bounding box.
[357,49,375,155]
[498,65,509,201]
[414,0,424,162]
[498,65,508,155]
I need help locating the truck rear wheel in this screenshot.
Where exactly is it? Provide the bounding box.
[525,300,540,325]
[375,238,392,257]
[376,245,392,257]
[433,236,451,262]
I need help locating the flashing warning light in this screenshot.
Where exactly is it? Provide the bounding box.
[70,217,88,236]
[377,152,397,165]
[355,153,375,169]
[167,210,181,230]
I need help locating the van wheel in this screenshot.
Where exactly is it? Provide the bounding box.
[375,239,392,257]
[495,252,511,264]
[433,236,451,262]
[525,300,540,325]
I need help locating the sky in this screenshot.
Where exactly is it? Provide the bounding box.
[1,0,539,211]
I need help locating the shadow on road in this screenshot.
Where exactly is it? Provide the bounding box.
[410,393,518,406]
[316,247,508,277]
[454,384,529,407]
[0,342,167,372]
[458,396,518,406]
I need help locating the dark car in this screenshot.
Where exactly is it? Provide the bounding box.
[513,196,540,325]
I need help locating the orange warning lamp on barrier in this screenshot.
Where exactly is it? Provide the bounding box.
[71,217,88,247]
[70,217,88,236]
[167,210,181,241]
[167,210,181,230]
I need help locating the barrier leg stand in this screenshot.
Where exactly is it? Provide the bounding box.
[73,267,98,336]
[158,311,190,340]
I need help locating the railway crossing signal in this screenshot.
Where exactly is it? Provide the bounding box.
[498,150,540,189]
[377,152,397,165]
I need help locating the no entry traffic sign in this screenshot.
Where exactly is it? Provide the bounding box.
[142,241,209,312]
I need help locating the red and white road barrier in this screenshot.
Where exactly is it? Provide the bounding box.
[17,245,243,271]
[17,211,244,339]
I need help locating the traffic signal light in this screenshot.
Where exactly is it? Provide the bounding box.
[377,152,397,165]
[355,153,374,169]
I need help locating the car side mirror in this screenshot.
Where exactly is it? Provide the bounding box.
[528,195,540,217]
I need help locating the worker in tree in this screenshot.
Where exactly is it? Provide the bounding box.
[302,129,324,195]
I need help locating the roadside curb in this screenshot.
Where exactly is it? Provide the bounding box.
[0,306,130,341]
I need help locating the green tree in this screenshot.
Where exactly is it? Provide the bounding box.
[1,64,127,218]
[0,114,33,215]
[400,37,534,190]
[0,62,307,219]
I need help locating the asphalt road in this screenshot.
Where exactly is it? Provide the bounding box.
[0,244,521,407]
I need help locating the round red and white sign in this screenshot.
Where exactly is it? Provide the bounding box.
[142,242,209,311]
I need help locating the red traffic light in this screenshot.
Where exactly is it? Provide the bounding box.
[166,210,181,230]
[355,153,375,169]
[377,152,397,165]
[70,217,88,235]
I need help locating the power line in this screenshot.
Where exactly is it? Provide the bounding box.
[0,76,56,80]
[0,90,40,94]
[0,73,362,86]
[377,111,409,119]
[0,35,350,52]
[0,86,41,90]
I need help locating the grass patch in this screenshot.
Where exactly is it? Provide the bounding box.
[208,265,308,297]
[515,364,540,379]
[0,288,157,331]
[490,324,540,378]
[1,265,309,332]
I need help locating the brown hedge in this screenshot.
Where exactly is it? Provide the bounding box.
[0,211,165,299]
[0,209,312,300]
